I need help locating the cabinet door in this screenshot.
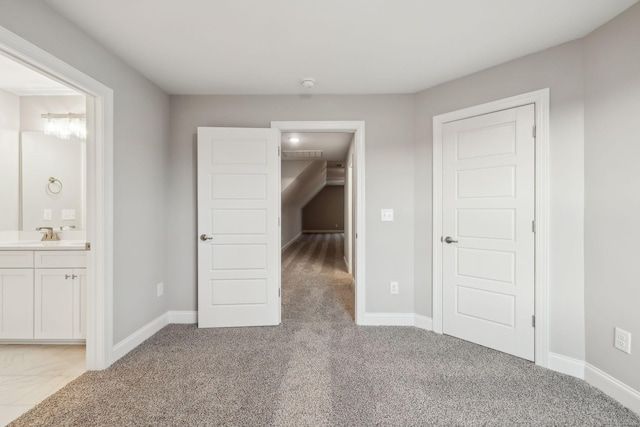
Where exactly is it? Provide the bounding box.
[34,269,74,339]
[0,269,34,339]
[73,269,86,339]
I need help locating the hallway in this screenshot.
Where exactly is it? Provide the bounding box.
[281,233,354,325]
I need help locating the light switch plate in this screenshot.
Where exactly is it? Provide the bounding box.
[381,209,394,221]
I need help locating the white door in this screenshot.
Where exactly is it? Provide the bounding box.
[442,104,535,361]
[197,127,281,328]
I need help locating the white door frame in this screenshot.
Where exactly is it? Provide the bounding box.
[432,89,550,367]
[0,26,114,370]
[271,121,366,324]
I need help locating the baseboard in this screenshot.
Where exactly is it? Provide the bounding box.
[548,352,585,379]
[585,363,640,415]
[112,312,169,363]
[168,310,197,324]
[414,314,433,331]
[281,233,302,251]
[359,312,415,326]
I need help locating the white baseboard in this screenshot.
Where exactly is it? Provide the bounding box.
[281,233,302,251]
[548,352,585,379]
[359,312,415,326]
[585,363,640,416]
[168,310,197,324]
[359,312,434,330]
[414,314,433,331]
[112,312,169,363]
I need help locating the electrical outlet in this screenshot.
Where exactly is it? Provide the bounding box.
[390,281,399,294]
[43,209,52,220]
[157,282,164,298]
[614,327,631,354]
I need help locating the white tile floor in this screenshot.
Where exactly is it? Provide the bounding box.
[0,345,85,426]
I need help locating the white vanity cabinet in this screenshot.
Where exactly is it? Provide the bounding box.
[34,251,86,340]
[0,252,35,339]
[0,249,86,342]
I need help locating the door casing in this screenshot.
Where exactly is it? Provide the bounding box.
[432,89,550,367]
[0,26,114,370]
[271,121,366,324]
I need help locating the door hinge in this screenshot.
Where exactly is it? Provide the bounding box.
[532,126,536,138]
[279,288,281,297]
[532,315,535,327]
[85,242,91,251]
[278,217,281,226]
[532,220,535,233]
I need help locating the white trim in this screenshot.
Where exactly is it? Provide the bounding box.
[112,313,168,363]
[432,89,550,367]
[0,26,114,370]
[282,232,302,251]
[548,352,585,379]
[271,121,366,325]
[414,314,433,331]
[359,312,415,326]
[585,363,640,416]
[168,310,198,324]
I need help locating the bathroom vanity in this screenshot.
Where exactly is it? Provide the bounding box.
[0,242,87,342]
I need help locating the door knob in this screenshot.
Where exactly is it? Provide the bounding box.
[200,234,213,241]
[443,236,458,244]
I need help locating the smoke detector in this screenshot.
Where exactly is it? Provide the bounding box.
[301,78,316,89]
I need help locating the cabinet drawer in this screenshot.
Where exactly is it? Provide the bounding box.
[0,251,34,268]
[35,251,86,268]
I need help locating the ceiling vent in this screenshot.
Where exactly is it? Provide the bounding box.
[282,150,323,159]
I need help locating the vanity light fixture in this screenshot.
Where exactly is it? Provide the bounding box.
[41,113,87,140]
[288,137,300,143]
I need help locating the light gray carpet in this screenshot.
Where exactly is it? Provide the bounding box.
[11,233,640,426]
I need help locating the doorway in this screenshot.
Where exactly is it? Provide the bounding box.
[272,121,365,324]
[0,26,114,370]
[432,89,550,366]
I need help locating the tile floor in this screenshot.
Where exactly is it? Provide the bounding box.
[0,345,85,426]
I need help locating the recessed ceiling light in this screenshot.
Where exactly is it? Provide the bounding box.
[288,137,300,143]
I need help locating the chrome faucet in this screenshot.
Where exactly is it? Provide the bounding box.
[36,227,59,241]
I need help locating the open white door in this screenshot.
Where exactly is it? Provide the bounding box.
[442,105,535,360]
[197,127,280,328]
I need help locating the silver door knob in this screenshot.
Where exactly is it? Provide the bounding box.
[200,234,213,241]
[444,236,458,244]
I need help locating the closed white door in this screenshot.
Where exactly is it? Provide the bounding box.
[197,127,281,328]
[442,104,535,361]
[35,269,74,339]
[0,269,34,339]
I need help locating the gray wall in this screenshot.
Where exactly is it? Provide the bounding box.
[413,40,586,360]
[281,161,326,247]
[303,186,344,231]
[168,95,414,313]
[0,0,171,343]
[583,3,640,392]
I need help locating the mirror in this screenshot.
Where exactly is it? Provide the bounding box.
[20,131,85,231]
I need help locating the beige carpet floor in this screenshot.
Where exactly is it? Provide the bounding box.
[10,233,640,426]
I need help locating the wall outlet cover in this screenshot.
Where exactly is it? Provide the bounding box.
[157,282,164,298]
[43,209,52,220]
[390,281,399,294]
[614,327,631,354]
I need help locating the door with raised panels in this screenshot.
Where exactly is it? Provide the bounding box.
[197,127,280,328]
[442,104,535,361]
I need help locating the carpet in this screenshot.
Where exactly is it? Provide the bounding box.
[11,233,640,426]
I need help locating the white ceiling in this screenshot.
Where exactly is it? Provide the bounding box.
[282,132,352,161]
[0,54,79,96]
[45,0,637,95]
